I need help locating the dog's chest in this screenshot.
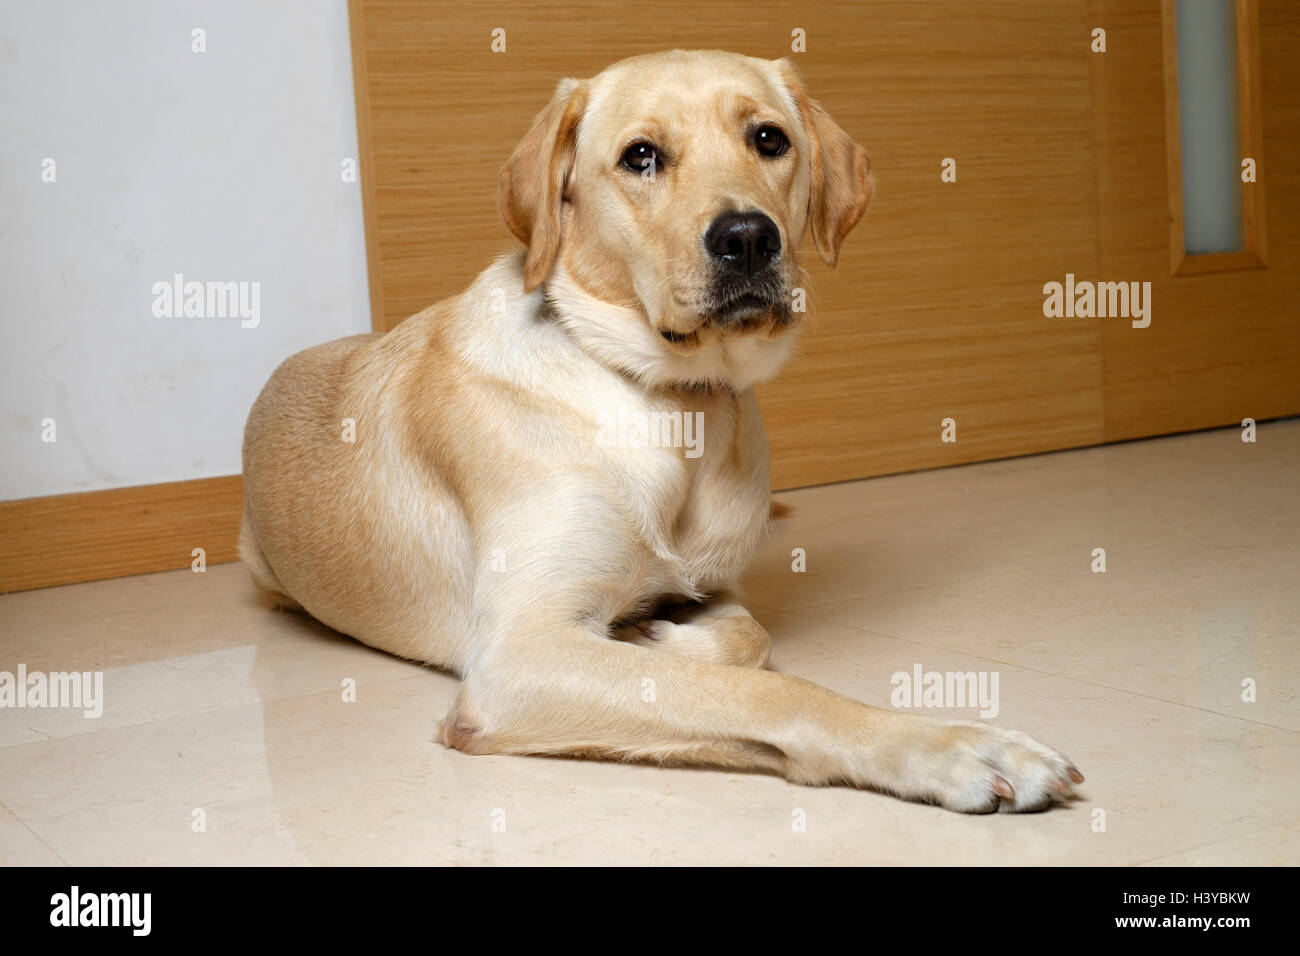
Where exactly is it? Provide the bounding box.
[596,390,770,608]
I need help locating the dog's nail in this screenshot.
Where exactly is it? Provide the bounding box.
[1067,767,1085,784]
[991,775,1015,800]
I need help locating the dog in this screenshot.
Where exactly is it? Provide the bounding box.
[240,50,1083,812]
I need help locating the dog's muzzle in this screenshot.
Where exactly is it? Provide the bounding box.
[701,212,790,328]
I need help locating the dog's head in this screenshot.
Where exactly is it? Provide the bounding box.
[500,50,872,390]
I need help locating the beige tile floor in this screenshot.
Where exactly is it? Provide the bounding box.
[1,421,1297,865]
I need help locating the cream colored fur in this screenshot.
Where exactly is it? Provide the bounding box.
[240,50,1082,812]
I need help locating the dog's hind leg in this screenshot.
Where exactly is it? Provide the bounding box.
[613,594,771,668]
[238,511,303,612]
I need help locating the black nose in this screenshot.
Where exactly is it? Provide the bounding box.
[705,212,781,275]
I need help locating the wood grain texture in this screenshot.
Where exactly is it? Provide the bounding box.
[1090,0,1300,441]
[0,476,243,593]
[349,0,387,328]
[1160,0,1185,274]
[351,0,1108,489]
[1235,0,1269,265]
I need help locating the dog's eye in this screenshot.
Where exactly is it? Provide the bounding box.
[753,125,790,158]
[620,141,662,174]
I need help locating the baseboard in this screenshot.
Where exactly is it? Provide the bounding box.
[0,475,244,593]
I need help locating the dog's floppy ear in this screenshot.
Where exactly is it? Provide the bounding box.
[778,62,873,267]
[499,78,589,292]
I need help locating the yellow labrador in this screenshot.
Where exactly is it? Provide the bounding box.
[241,50,1082,812]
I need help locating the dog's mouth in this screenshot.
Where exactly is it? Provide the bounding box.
[659,298,789,345]
[704,290,792,336]
[712,292,777,322]
[705,271,791,327]
[657,276,794,346]
[659,327,696,344]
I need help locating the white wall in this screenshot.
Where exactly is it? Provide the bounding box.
[0,0,371,499]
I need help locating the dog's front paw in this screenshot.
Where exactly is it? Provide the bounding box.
[906,719,1084,813]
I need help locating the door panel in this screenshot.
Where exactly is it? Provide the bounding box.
[1089,0,1300,441]
[350,0,1293,490]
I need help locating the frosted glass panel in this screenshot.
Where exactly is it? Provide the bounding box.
[1176,0,1244,254]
